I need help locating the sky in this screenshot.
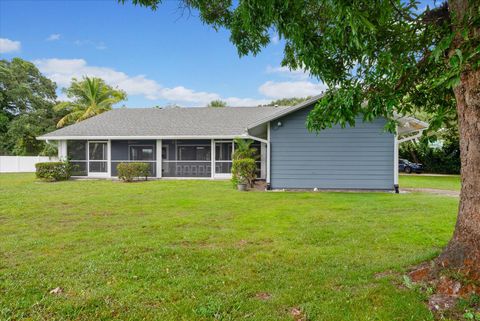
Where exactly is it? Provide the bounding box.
[0,0,437,108]
[0,0,326,107]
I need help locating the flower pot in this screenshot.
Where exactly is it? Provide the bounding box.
[237,183,247,191]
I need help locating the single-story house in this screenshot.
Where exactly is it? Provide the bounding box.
[37,95,427,191]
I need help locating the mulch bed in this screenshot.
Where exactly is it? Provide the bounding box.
[406,261,479,319]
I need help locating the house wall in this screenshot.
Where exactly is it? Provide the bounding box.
[269,106,394,190]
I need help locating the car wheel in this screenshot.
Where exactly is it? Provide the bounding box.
[405,166,412,174]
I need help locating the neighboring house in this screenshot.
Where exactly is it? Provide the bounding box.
[37,95,427,190]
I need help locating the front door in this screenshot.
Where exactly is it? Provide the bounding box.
[214,141,233,178]
[88,141,108,177]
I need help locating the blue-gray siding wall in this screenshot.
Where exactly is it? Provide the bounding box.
[269,106,394,190]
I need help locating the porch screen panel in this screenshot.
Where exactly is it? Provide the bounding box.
[215,141,233,174]
[110,140,156,177]
[67,140,87,176]
[162,140,211,177]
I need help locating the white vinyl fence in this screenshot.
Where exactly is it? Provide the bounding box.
[0,156,59,173]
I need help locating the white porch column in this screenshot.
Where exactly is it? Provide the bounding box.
[260,142,267,179]
[394,134,399,193]
[266,123,271,185]
[58,140,67,160]
[156,139,162,178]
[211,139,215,178]
[107,140,112,177]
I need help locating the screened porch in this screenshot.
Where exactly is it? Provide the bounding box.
[161,139,264,178]
[63,139,265,179]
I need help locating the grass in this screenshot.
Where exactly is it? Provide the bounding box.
[400,174,461,191]
[0,173,459,321]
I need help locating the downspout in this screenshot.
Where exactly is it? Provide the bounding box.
[266,123,271,189]
[394,132,399,194]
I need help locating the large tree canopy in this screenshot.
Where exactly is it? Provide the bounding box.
[0,58,57,116]
[0,58,59,155]
[124,0,480,278]
[124,0,476,129]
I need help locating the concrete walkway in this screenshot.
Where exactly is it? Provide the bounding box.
[401,188,459,197]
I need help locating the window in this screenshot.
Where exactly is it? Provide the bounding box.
[129,145,154,161]
[177,146,211,161]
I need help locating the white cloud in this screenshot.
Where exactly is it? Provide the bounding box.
[74,40,107,50]
[266,65,311,80]
[259,80,327,99]
[33,58,269,106]
[0,38,21,53]
[46,34,61,41]
[160,86,220,104]
[225,96,271,106]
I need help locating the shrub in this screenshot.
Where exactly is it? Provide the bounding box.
[35,160,74,181]
[399,137,460,174]
[117,162,150,182]
[231,158,256,188]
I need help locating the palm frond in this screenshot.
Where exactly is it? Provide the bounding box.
[56,110,85,128]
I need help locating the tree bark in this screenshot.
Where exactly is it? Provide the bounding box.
[438,66,480,279]
[436,0,480,280]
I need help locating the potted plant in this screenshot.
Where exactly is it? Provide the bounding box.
[231,158,256,191]
[236,179,248,191]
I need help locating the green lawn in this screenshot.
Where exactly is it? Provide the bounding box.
[0,174,459,321]
[400,174,461,191]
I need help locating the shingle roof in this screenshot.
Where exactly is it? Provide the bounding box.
[247,94,324,129]
[39,106,287,139]
[39,95,428,140]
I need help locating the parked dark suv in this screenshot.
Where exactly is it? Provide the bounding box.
[399,159,423,174]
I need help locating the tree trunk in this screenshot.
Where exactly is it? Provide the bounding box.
[436,0,480,275]
[436,0,480,280]
[408,143,419,164]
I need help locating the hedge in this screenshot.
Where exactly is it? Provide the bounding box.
[35,161,74,181]
[399,138,460,174]
[117,162,150,182]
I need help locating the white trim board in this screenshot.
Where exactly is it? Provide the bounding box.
[37,134,251,141]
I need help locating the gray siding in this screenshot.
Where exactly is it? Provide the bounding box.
[270,106,394,190]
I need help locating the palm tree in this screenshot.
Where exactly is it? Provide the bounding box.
[232,138,258,160]
[54,77,127,128]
